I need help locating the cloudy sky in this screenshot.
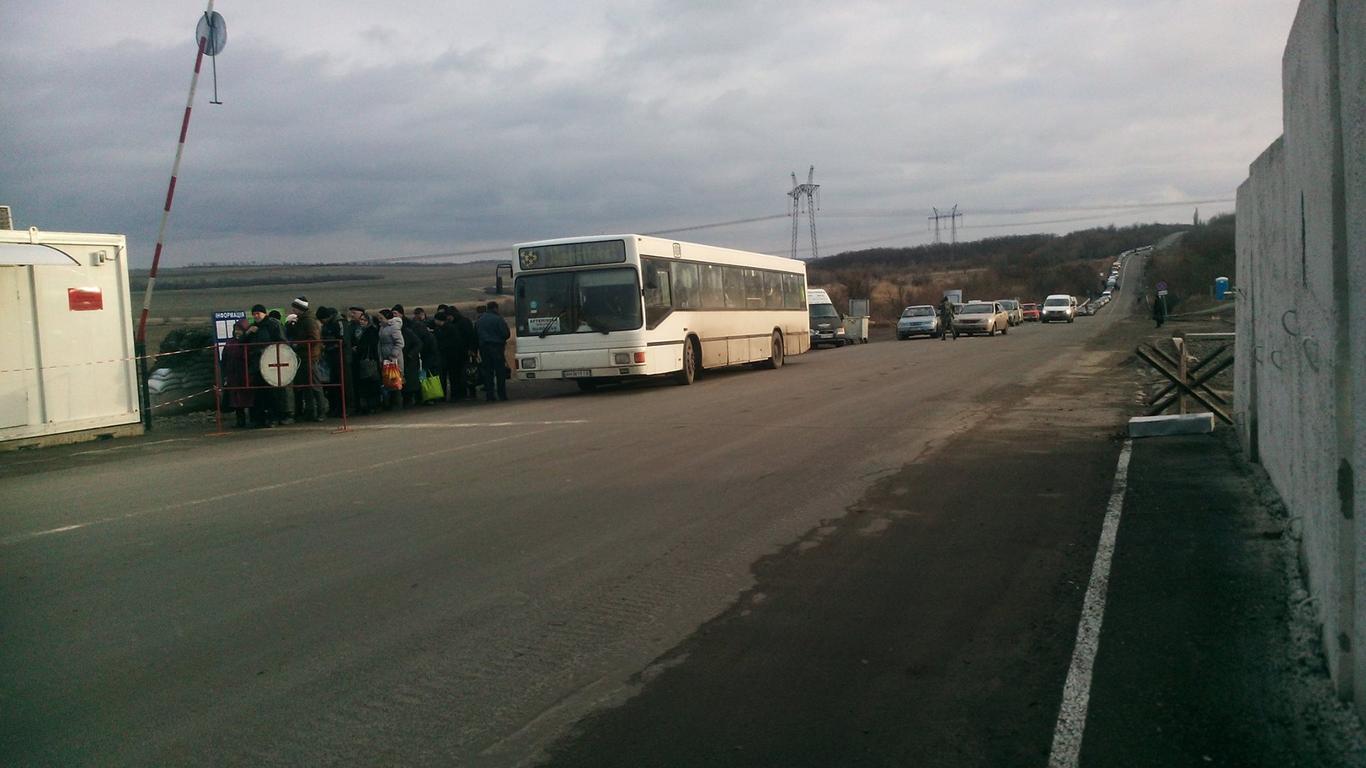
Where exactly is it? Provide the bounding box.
[1,1,1297,265]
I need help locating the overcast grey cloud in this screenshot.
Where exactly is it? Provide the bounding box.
[0,1,1296,264]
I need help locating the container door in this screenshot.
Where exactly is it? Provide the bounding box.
[0,267,32,428]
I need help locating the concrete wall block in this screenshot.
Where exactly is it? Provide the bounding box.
[1281,0,1351,690]
[1336,0,1365,710]
[1234,179,1257,457]
[1251,141,1294,505]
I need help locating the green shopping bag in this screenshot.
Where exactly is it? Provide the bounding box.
[420,369,445,402]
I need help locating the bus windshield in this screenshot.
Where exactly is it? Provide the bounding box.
[516,268,643,336]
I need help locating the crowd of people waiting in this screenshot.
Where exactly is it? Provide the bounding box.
[220,295,512,428]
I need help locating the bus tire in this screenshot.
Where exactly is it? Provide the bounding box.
[766,332,784,369]
[675,337,698,385]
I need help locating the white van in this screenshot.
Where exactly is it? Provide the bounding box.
[807,288,846,347]
[1041,294,1077,323]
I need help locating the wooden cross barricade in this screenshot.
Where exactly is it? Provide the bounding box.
[1135,332,1234,425]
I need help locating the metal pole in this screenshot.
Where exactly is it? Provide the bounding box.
[136,0,217,347]
[211,340,224,434]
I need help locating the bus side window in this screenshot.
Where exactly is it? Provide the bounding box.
[671,261,701,309]
[763,271,783,308]
[643,258,673,328]
[723,265,745,309]
[701,264,725,308]
[783,273,804,309]
[744,269,763,308]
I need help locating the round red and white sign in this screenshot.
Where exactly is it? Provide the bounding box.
[257,342,299,387]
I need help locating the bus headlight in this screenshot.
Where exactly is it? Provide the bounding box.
[520,357,537,370]
[614,353,630,365]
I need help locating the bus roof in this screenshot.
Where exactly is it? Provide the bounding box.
[513,234,805,273]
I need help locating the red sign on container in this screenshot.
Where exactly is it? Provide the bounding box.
[68,287,103,311]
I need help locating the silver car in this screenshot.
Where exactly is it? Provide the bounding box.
[952,301,1010,337]
[896,305,941,339]
[998,299,1023,326]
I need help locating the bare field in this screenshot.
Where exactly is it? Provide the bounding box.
[133,262,505,321]
[133,262,507,352]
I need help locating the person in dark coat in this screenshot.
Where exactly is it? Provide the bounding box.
[433,312,462,402]
[475,300,510,402]
[244,304,287,426]
[450,306,478,399]
[318,306,344,416]
[221,318,255,427]
[348,308,381,414]
[1152,292,1167,328]
[938,296,956,341]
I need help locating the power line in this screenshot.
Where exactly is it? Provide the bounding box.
[340,197,1234,265]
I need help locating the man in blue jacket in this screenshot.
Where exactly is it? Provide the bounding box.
[475,300,510,402]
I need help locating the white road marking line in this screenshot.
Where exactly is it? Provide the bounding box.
[1,426,568,546]
[347,420,588,429]
[1047,438,1132,768]
[70,438,189,456]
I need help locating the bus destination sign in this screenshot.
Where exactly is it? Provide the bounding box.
[518,240,626,270]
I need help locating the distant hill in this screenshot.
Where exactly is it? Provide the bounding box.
[807,222,1194,319]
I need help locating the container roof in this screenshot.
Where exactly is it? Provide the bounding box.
[0,243,80,266]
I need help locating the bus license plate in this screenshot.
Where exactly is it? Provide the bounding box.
[562,369,591,378]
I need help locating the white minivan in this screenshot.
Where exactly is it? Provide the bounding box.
[1041,294,1077,323]
[807,288,847,347]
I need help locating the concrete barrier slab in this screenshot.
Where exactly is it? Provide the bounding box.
[1128,413,1215,438]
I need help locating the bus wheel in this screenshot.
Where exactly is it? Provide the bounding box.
[576,378,598,392]
[766,332,784,369]
[675,338,698,385]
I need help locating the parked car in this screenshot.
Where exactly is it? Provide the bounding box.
[998,299,1023,326]
[807,288,847,347]
[1041,294,1076,323]
[952,301,1010,337]
[896,305,941,339]
[1021,302,1041,322]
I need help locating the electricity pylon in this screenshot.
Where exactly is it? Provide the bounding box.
[788,166,821,260]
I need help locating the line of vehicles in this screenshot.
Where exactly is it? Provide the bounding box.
[506,234,1142,389]
[895,293,1079,339]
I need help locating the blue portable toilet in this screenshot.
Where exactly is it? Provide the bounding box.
[1214,276,1230,300]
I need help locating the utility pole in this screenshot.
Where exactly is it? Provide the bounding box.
[928,205,963,244]
[788,166,821,260]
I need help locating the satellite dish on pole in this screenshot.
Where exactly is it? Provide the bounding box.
[196,11,227,55]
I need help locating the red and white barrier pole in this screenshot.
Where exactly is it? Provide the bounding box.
[136,0,215,348]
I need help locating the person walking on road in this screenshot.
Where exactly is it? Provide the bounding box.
[475,300,510,402]
[938,296,955,341]
[1152,292,1167,328]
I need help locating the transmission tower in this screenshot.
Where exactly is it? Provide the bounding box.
[788,165,821,260]
[928,204,964,244]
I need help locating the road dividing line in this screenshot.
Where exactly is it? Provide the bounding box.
[348,420,588,430]
[1,426,567,546]
[1047,438,1133,768]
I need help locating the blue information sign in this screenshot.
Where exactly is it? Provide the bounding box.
[212,310,247,359]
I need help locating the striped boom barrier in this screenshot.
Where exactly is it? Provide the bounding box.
[135,0,216,347]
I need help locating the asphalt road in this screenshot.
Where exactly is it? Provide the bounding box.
[2,281,1143,766]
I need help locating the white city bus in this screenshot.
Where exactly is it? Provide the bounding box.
[511,234,810,389]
